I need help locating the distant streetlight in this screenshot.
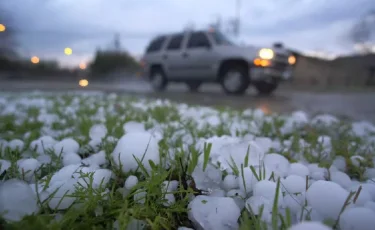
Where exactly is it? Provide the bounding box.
[64,47,73,55]
[0,24,6,32]
[79,62,87,70]
[31,56,40,64]
[79,79,89,87]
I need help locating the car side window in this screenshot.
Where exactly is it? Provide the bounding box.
[186,32,210,49]
[166,34,184,50]
[146,36,166,53]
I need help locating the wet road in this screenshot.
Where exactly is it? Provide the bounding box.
[1,79,375,122]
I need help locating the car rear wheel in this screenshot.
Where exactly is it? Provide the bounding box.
[220,64,249,95]
[186,81,202,92]
[254,81,279,95]
[150,68,168,91]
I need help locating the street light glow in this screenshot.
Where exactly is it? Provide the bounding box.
[79,79,89,87]
[0,24,6,32]
[31,56,40,64]
[64,47,73,55]
[79,62,87,70]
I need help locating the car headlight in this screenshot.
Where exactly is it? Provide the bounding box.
[288,55,296,65]
[259,48,274,60]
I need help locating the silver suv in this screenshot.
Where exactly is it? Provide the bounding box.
[141,29,296,95]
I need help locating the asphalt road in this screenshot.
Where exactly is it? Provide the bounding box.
[1,79,375,122]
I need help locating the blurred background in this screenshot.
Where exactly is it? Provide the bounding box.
[0,0,374,85]
[0,0,375,121]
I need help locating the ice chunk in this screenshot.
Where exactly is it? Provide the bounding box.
[222,174,239,191]
[282,175,306,194]
[53,138,80,156]
[289,221,332,230]
[17,158,41,182]
[112,132,160,174]
[188,195,240,230]
[0,159,11,174]
[123,121,145,133]
[306,180,349,219]
[89,124,107,140]
[82,150,107,166]
[263,153,290,178]
[330,171,351,189]
[62,153,82,166]
[0,179,39,221]
[289,163,309,178]
[124,175,139,190]
[339,207,375,230]
[192,164,222,191]
[8,139,24,151]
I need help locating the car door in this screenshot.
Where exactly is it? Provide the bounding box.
[162,33,187,79]
[183,31,217,79]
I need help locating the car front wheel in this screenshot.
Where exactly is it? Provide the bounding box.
[220,64,249,95]
[150,68,168,91]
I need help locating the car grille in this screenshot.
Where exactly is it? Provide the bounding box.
[272,61,289,70]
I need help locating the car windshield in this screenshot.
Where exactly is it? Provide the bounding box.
[209,31,234,46]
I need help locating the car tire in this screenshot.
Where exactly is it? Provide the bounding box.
[254,81,279,95]
[186,81,202,92]
[149,67,168,91]
[220,64,249,95]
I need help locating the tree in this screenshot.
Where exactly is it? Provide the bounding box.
[0,5,17,59]
[89,49,140,77]
[350,10,375,54]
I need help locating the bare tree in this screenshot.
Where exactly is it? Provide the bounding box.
[350,10,375,54]
[0,11,17,59]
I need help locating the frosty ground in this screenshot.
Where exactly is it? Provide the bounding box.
[0,91,375,230]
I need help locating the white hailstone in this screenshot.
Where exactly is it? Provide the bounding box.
[254,137,273,153]
[124,175,139,190]
[308,164,328,180]
[106,136,118,143]
[339,207,375,230]
[91,169,113,188]
[188,195,241,230]
[239,166,272,194]
[330,171,352,189]
[161,180,179,192]
[222,174,239,191]
[8,139,24,151]
[89,124,107,140]
[112,132,160,174]
[361,183,375,200]
[263,153,290,178]
[53,138,80,156]
[245,195,273,215]
[163,193,176,206]
[306,180,349,220]
[311,114,339,127]
[134,190,147,204]
[192,164,222,191]
[295,206,324,222]
[0,179,39,221]
[123,121,145,133]
[364,201,375,212]
[17,158,41,182]
[47,179,77,210]
[36,154,51,164]
[289,163,310,178]
[289,221,332,230]
[82,151,107,166]
[62,153,82,166]
[348,185,372,206]
[253,180,283,207]
[30,136,57,154]
[0,159,11,174]
[350,155,365,168]
[332,156,347,172]
[209,189,226,197]
[282,175,306,194]
[283,193,305,214]
[364,168,375,179]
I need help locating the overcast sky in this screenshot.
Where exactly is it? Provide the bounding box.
[2,0,373,66]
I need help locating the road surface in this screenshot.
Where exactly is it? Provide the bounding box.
[1,79,375,122]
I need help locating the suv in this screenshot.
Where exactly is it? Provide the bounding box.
[140,29,296,95]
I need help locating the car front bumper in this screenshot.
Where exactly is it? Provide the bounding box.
[250,65,293,82]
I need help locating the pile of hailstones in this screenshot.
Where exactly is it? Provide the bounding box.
[0,118,375,230]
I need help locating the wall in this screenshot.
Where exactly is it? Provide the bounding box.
[290,54,375,88]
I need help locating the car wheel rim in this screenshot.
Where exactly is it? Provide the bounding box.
[151,74,163,88]
[223,71,243,92]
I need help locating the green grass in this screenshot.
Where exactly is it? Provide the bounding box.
[0,92,374,230]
